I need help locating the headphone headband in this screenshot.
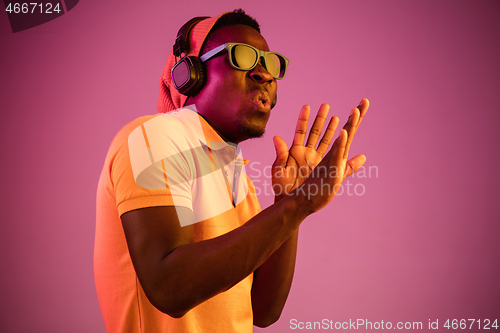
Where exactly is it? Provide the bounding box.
[171,16,211,96]
[173,16,210,58]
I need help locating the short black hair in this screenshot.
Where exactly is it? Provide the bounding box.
[200,9,260,55]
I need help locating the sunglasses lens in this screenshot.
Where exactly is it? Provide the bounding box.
[232,44,257,70]
[265,54,286,79]
[229,44,287,79]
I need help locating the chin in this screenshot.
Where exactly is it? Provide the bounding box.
[235,119,266,140]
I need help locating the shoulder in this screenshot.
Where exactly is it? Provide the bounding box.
[108,110,200,155]
[108,115,158,153]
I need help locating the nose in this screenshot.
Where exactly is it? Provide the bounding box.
[249,58,274,84]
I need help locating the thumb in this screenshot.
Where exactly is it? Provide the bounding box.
[272,136,289,167]
[344,154,367,177]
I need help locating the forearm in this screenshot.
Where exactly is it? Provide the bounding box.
[251,229,298,327]
[151,194,308,317]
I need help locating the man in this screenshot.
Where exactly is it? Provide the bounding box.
[95,9,369,333]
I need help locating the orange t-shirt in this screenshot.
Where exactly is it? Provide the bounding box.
[94,108,261,332]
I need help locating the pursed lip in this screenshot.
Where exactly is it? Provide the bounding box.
[251,90,271,112]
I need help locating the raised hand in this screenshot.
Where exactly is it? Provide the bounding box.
[271,99,369,202]
[272,104,337,199]
[294,99,370,213]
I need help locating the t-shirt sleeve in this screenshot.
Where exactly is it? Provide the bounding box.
[110,117,193,217]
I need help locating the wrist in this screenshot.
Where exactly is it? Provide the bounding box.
[280,191,311,224]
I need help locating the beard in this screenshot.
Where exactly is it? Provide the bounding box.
[234,119,266,139]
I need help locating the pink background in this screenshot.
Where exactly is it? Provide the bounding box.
[1,0,499,331]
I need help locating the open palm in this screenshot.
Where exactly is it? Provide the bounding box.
[272,100,369,200]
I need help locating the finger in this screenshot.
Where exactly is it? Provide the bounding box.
[355,98,369,134]
[343,108,360,160]
[342,107,360,131]
[328,129,347,169]
[316,116,339,157]
[272,136,289,168]
[305,103,329,149]
[292,105,310,147]
[342,98,369,133]
[331,129,348,180]
[344,154,367,177]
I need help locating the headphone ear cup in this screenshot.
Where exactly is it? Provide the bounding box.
[171,56,206,96]
[185,56,205,96]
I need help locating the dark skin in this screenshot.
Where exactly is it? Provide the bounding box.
[121,24,369,327]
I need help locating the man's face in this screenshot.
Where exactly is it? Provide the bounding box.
[189,24,278,144]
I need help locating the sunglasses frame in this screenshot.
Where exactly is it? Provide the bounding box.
[199,42,289,80]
